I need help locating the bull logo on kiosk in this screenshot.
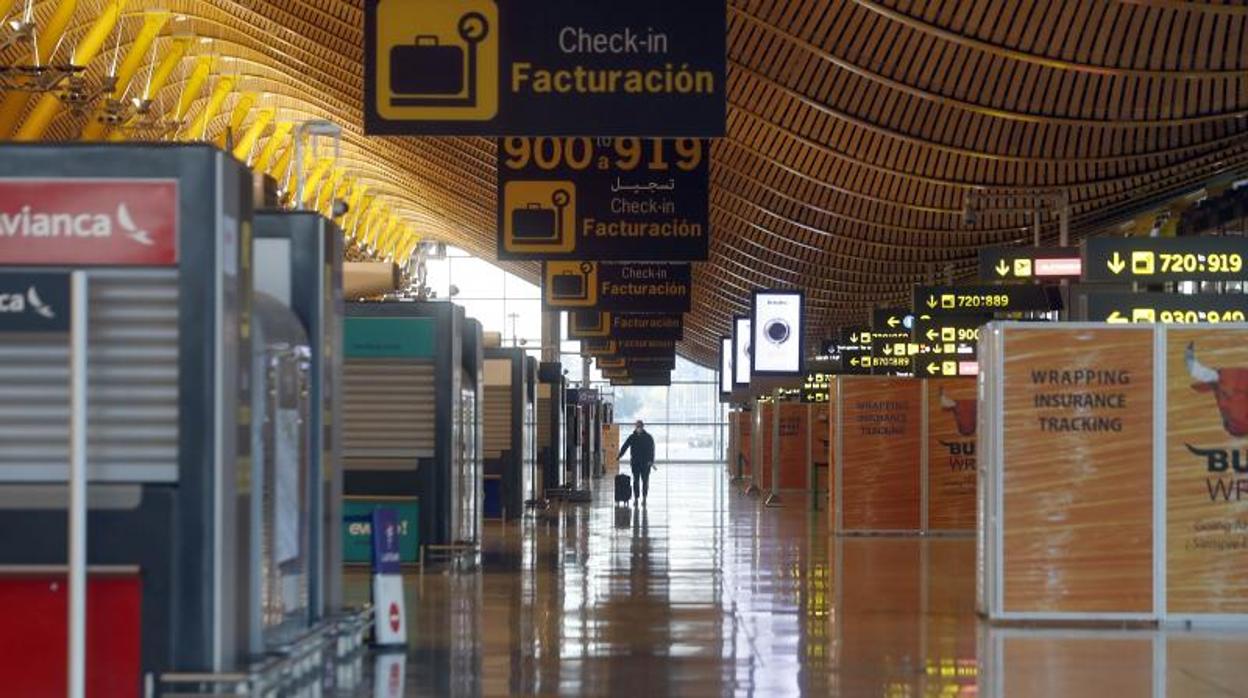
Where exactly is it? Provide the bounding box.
[1185,343,1248,502]
[939,388,977,437]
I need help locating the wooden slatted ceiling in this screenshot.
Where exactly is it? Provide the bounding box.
[3,0,1246,367]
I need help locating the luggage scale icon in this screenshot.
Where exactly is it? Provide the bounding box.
[545,261,597,307]
[376,0,499,120]
[504,182,576,254]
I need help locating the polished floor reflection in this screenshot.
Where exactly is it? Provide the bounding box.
[346,465,1248,697]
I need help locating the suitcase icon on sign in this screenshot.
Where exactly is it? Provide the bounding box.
[389,11,490,108]
[511,188,571,242]
[551,263,594,301]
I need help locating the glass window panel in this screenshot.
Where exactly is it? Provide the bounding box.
[454,298,507,336]
[449,257,506,299]
[666,382,721,423]
[672,355,714,382]
[505,272,541,300]
[611,386,668,425]
[423,257,451,300]
[665,424,720,463]
[503,299,543,348]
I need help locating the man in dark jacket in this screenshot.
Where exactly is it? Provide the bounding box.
[618,420,657,504]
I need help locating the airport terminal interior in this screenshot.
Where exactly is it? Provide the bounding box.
[2,0,1248,696]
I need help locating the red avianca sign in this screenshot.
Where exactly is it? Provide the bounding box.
[0,179,179,266]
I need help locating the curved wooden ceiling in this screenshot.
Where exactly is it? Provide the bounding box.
[4,0,1248,366]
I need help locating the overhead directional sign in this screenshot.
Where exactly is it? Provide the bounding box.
[978,246,1083,281]
[837,326,872,375]
[0,271,70,333]
[584,338,675,357]
[499,138,709,260]
[915,354,980,378]
[913,284,1062,316]
[1085,292,1248,324]
[871,308,914,332]
[543,261,692,311]
[568,311,683,340]
[800,372,832,404]
[365,0,727,136]
[597,356,676,371]
[911,314,987,357]
[870,329,915,376]
[1082,237,1248,283]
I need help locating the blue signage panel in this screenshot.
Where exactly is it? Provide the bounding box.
[370,508,403,576]
[0,271,70,333]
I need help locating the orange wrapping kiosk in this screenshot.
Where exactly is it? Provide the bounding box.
[826,376,979,534]
[979,322,1248,624]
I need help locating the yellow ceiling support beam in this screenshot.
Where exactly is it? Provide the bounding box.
[299,157,335,206]
[173,54,213,124]
[316,167,346,215]
[231,106,274,163]
[348,194,377,241]
[179,74,234,142]
[253,120,292,173]
[0,1,17,19]
[14,0,129,141]
[108,35,194,142]
[214,90,257,149]
[342,184,368,228]
[361,206,386,250]
[379,216,403,256]
[0,0,79,138]
[81,10,171,141]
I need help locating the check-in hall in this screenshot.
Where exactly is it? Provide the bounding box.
[1,1,1248,696]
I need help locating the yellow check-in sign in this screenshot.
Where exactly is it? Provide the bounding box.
[374,0,499,121]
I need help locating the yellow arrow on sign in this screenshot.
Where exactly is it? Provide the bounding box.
[1107,310,1128,324]
[887,316,899,328]
[1107,252,1126,274]
[926,362,939,375]
[995,259,1010,277]
[925,329,938,341]
[882,345,893,355]
[926,296,938,309]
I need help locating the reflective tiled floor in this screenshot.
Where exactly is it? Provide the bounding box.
[346,465,1248,697]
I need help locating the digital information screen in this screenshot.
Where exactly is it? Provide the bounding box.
[1082,237,1248,283]
[733,316,751,386]
[913,284,1062,315]
[720,336,733,395]
[979,246,1083,281]
[751,290,804,375]
[1085,292,1248,324]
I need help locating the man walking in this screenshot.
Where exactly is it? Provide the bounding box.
[618,420,657,505]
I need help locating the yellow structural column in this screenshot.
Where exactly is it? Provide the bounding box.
[107,35,194,142]
[179,75,235,142]
[231,107,275,163]
[214,90,257,149]
[172,54,213,125]
[316,167,346,215]
[80,10,170,141]
[253,121,293,172]
[0,0,79,138]
[15,0,129,141]
[298,157,335,207]
[348,194,377,243]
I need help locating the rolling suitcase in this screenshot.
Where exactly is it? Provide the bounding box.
[614,473,631,504]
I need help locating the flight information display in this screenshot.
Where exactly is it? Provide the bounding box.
[1082,237,1248,283]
